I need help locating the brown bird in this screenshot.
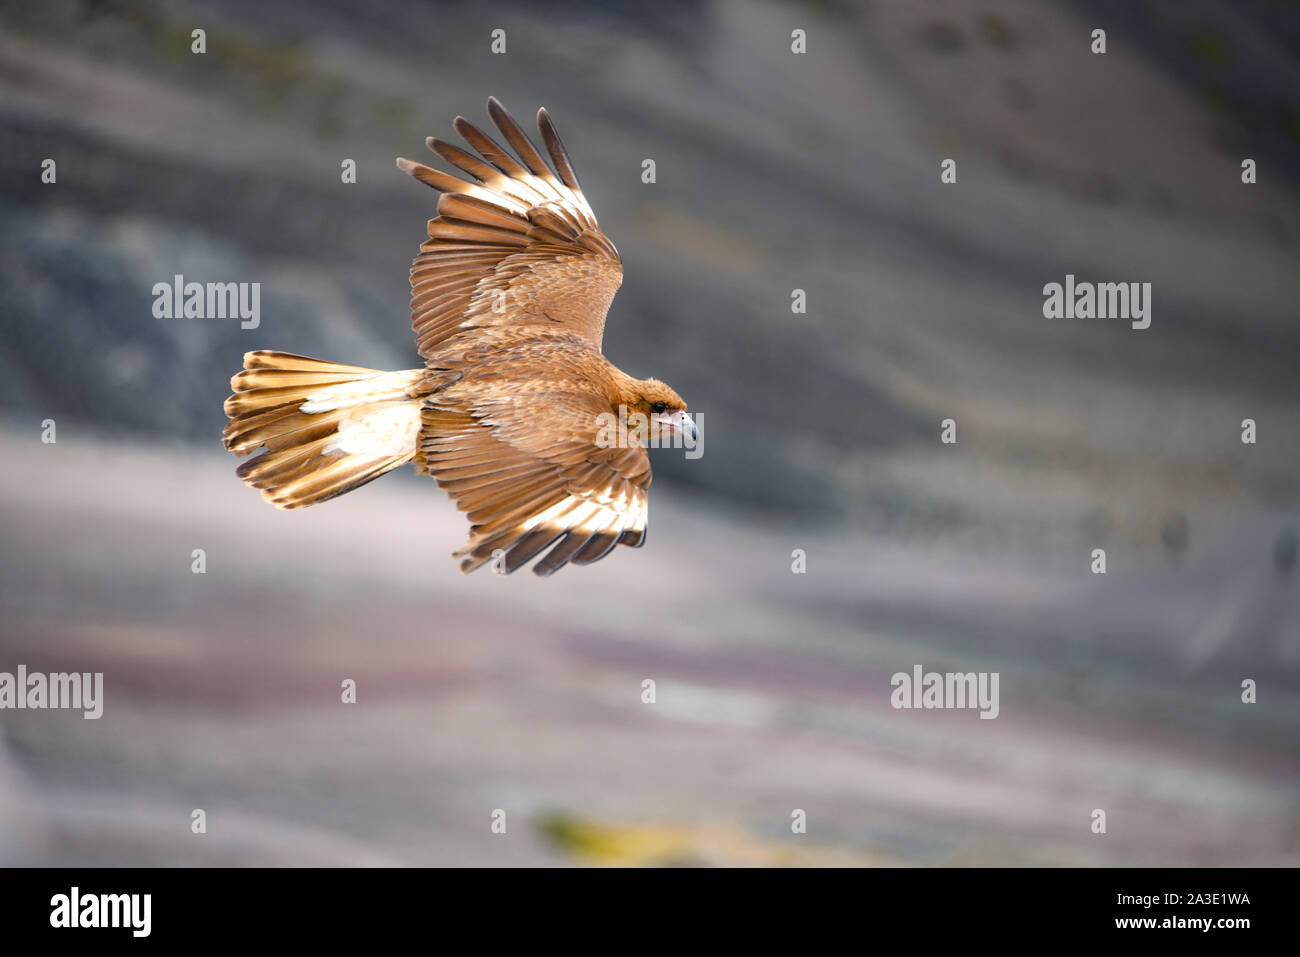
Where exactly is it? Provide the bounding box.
[223,98,694,575]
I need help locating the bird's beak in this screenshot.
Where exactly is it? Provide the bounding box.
[652,410,698,442]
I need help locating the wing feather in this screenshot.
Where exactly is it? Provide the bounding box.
[418,398,650,576]
[397,98,621,357]
[538,108,587,198]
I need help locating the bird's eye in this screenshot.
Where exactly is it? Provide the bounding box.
[651,401,667,414]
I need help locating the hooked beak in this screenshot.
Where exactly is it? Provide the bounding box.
[651,410,698,442]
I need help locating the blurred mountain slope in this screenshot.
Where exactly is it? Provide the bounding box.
[1,428,1296,866]
[1,0,1297,551]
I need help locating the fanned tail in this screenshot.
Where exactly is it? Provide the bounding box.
[223,350,424,509]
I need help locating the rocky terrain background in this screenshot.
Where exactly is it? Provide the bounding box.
[0,0,1297,865]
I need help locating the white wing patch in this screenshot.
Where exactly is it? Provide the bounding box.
[521,487,647,537]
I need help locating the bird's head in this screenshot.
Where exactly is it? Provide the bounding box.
[626,379,696,442]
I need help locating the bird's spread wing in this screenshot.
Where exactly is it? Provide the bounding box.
[418,390,650,576]
[397,98,622,358]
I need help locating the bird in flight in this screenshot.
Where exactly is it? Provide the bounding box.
[223,98,694,575]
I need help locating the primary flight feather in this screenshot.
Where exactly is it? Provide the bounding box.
[223,97,694,575]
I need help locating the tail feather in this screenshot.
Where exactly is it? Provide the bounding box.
[223,351,424,509]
